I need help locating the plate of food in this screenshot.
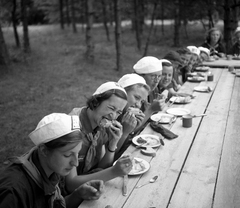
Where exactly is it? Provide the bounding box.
[194,86,212,92]
[132,134,161,148]
[166,108,191,116]
[150,113,176,124]
[187,76,205,82]
[113,157,150,176]
[129,157,150,175]
[169,96,191,104]
[195,66,210,72]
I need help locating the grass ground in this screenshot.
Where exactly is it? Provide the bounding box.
[0,21,221,172]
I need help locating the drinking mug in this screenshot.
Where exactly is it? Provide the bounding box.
[182,115,192,128]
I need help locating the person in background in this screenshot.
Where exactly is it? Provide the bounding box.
[0,113,104,208]
[201,27,226,58]
[115,73,150,158]
[229,27,240,56]
[176,47,193,83]
[65,82,133,193]
[163,51,184,91]
[159,60,191,99]
[133,56,166,124]
[198,46,210,62]
[187,46,201,71]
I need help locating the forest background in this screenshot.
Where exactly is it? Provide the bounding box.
[0,0,239,172]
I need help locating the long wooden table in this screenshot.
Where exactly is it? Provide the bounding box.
[79,68,240,208]
[202,59,240,68]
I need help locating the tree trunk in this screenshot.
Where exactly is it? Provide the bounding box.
[59,0,64,29]
[173,0,181,47]
[101,0,110,41]
[85,0,94,61]
[161,0,164,36]
[143,0,158,57]
[21,0,30,53]
[134,0,142,51]
[0,24,10,66]
[223,0,239,53]
[65,0,71,26]
[114,0,122,71]
[12,0,20,48]
[71,0,77,33]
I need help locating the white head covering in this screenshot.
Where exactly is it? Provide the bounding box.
[133,56,162,74]
[159,59,172,64]
[29,113,80,146]
[198,46,210,56]
[187,46,200,56]
[118,73,147,88]
[93,81,127,96]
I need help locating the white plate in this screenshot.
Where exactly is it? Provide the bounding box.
[169,96,191,104]
[194,86,211,92]
[113,157,150,176]
[195,66,210,72]
[132,134,161,148]
[151,113,176,124]
[187,77,205,82]
[166,108,191,116]
[129,157,150,176]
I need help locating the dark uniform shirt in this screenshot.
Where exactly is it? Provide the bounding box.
[69,107,109,174]
[0,149,62,208]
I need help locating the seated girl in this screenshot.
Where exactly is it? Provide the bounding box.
[65,82,133,193]
[230,27,240,56]
[201,27,226,58]
[0,113,105,208]
[159,60,192,99]
[115,73,150,158]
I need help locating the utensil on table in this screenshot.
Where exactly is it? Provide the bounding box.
[122,175,128,196]
[135,175,158,188]
[192,114,207,118]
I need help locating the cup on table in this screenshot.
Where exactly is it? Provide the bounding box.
[226,55,232,60]
[182,115,192,128]
[228,65,235,73]
[207,74,214,81]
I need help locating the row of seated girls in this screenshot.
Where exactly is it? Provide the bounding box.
[1,26,239,208]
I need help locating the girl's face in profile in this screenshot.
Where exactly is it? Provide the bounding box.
[126,85,148,109]
[46,141,82,177]
[94,94,127,125]
[210,30,221,44]
[160,66,173,87]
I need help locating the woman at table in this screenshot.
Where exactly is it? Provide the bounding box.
[198,46,210,62]
[65,82,133,193]
[0,113,104,208]
[229,27,240,56]
[201,27,226,58]
[133,56,166,129]
[158,60,191,99]
[115,73,150,158]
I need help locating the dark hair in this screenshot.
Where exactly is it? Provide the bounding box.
[206,27,223,43]
[87,89,127,110]
[44,131,82,149]
[176,48,192,55]
[124,83,150,94]
[162,62,173,67]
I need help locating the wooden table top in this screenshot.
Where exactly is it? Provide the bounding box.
[202,59,240,68]
[79,68,240,208]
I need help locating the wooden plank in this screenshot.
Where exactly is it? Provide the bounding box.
[168,69,235,208]
[213,76,240,208]
[202,59,240,68]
